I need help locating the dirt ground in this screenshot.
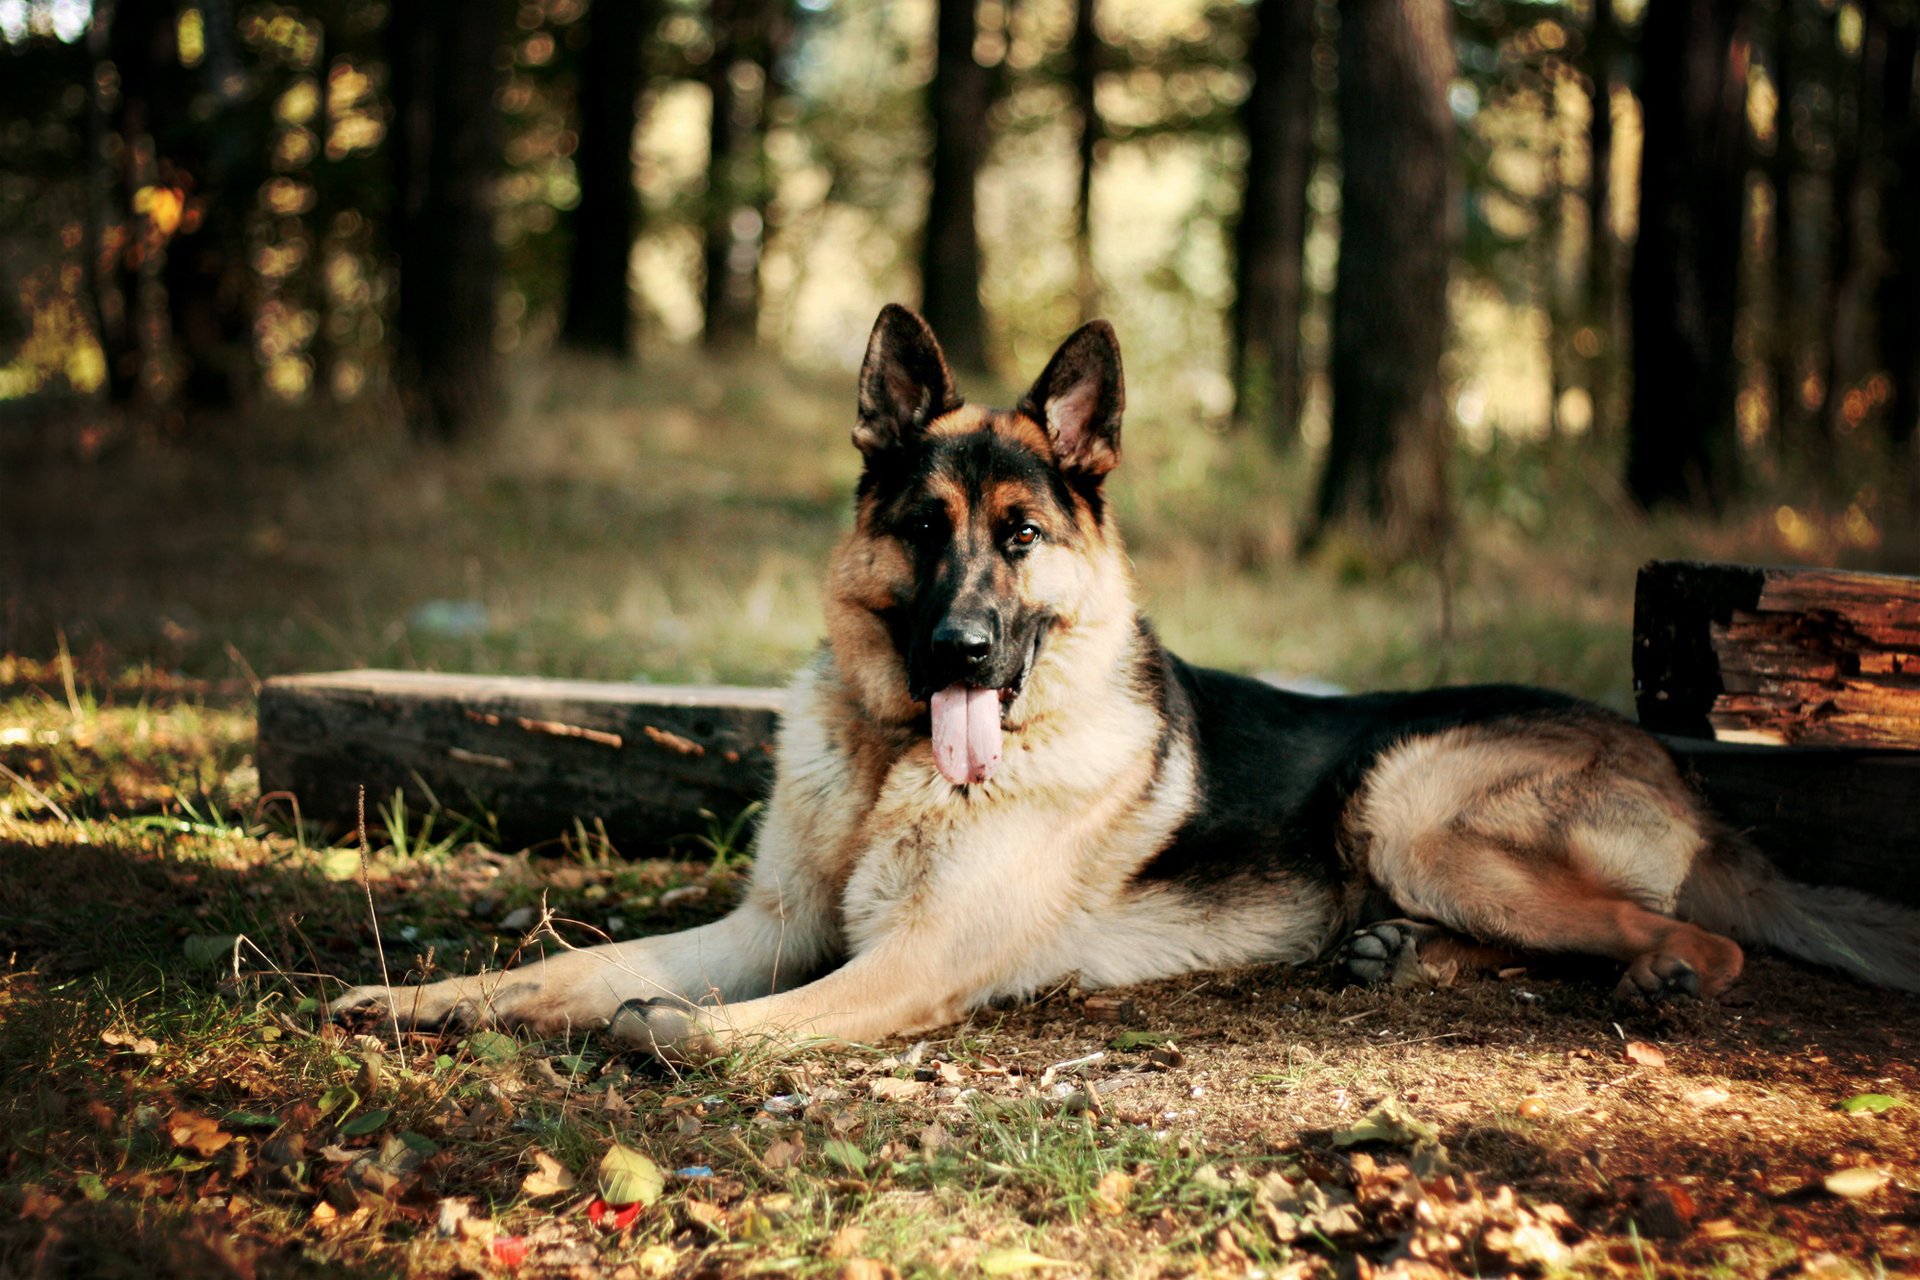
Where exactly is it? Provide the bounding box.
[2,682,1917,1280]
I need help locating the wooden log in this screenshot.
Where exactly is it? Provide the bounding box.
[257,671,781,850]
[259,669,1920,907]
[1662,737,1920,908]
[1634,560,1920,748]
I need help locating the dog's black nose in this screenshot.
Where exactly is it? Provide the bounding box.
[932,619,993,669]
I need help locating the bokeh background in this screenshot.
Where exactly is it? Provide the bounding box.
[2,0,1917,708]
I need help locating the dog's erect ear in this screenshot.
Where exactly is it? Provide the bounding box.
[855,305,961,455]
[1018,320,1124,477]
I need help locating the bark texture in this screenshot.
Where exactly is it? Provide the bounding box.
[1311,0,1456,556]
[563,0,649,356]
[1625,0,1749,511]
[919,0,993,374]
[388,0,505,441]
[1231,0,1316,445]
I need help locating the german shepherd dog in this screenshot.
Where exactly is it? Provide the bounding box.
[338,306,1920,1058]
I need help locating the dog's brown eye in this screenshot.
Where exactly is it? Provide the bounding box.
[1011,523,1041,548]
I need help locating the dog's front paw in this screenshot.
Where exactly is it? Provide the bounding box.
[606,997,724,1066]
[330,978,493,1030]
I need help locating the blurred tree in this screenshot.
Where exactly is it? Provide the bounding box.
[703,0,788,349]
[564,0,651,357]
[1766,0,1806,454]
[388,0,506,440]
[1583,0,1620,433]
[1308,0,1455,557]
[96,0,179,409]
[1815,1,1879,462]
[1880,12,1920,502]
[1230,0,1314,446]
[921,0,995,374]
[160,1,259,409]
[1626,0,1749,512]
[1070,0,1102,320]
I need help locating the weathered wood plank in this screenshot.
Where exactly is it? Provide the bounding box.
[1662,737,1920,907]
[1634,560,1920,748]
[257,671,782,849]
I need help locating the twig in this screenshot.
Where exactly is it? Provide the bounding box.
[54,628,82,721]
[357,785,404,1059]
[0,760,72,825]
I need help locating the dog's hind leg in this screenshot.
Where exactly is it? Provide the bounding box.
[1361,826,1744,999]
[1350,723,1746,999]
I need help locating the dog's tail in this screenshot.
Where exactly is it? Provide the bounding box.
[1679,836,1920,994]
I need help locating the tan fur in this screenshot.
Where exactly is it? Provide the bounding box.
[1348,719,1746,996]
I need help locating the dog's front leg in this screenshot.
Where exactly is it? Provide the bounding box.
[329,894,823,1035]
[612,814,1095,1060]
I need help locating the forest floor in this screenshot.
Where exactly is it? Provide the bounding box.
[2,353,1916,1277]
[0,664,1915,1280]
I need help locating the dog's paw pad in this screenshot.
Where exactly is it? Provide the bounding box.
[1342,920,1433,987]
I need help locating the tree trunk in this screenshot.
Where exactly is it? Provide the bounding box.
[1070,0,1102,321]
[388,0,505,442]
[97,0,180,411]
[701,0,784,350]
[1769,0,1803,454]
[1625,0,1749,512]
[563,0,649,357]
[919,0,993,374]
[1309,0,1456,558]
[1231,0,1315,446]
[1816,5,1881,461]
[1878,15,1920,506]
[1584,0,1619,435]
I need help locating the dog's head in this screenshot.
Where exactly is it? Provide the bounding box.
[824,305,1134,786]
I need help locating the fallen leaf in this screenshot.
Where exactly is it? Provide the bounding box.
[465,1030,518,1064]
[683,1199,728,1236]
[821,1138,869,1175]
[598,1142,663,1208]
[521,1150,577,1198]
[1331,1099,1440,1149]
[979,1247,1071,1274]
[634,1244,680,1277]
[18,1187,60,1220]
[825,1225,871,1258]
[100,1030,159,1057]
[337,1109,389,1137]
[1107,1030,1170,1051]
[167,1109,233,1157]
[1822,1166,1890,1199]
[1091,1169,1134,1216]
[1683,1087,1731,1110]
[763,1135,804,1170]
[1837,1093,1902,1115]
[1622,1041,1666,1068]
[869,1077,927,1102]
[182,934,239,969]
[838,1261,900,1280]
[1637,1181,1697,1239]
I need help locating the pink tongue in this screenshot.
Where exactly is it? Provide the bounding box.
[930,683,1003,786]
